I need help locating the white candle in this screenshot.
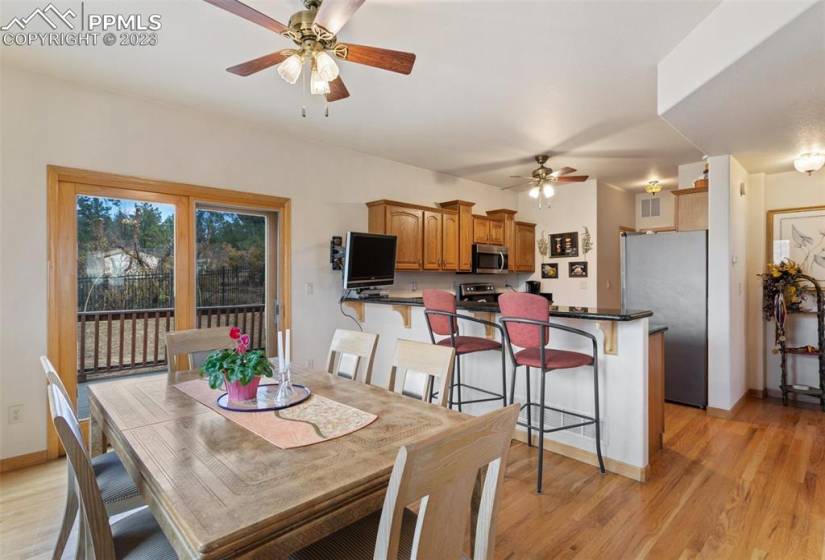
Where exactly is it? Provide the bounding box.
[277,330,285,372]
[285,329,291,368]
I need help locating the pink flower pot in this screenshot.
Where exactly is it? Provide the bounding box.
[225,375,261,403]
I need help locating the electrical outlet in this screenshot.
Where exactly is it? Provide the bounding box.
[306,359,314,369]
[305,282,313,296]
[8,404,23,425]
[580,281,587,290]
[410,281,417,292]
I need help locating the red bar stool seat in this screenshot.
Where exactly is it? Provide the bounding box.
[436,336,502,355]
[423,289,508,412]
[513,347,593,369]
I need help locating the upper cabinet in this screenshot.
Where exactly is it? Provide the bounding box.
[368,201,459,272]
[473,216,505,245]
[512,222,536,272]
[368,200,533,274]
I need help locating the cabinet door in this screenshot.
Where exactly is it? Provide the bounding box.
[473,217,490,244]
[422,211,443,270]
[442,213,459,270]
[514,224,536,272]
[489,220,505,245]
[387,206,423,270]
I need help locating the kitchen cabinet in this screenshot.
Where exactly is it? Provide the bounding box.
[440,200,475,272]
[512,221,536,272]
[422,211,443,270]
[473,216,505,245]
[368,200,458,271]
[442,212,459,270]
[473,217,490,244]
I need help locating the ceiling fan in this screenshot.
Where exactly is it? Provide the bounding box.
[204,0,416,105]
[505,155,589,206]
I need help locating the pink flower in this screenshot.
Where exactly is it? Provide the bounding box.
[236,342,248,354]
[229,327,241,340]
[239,334,250,347]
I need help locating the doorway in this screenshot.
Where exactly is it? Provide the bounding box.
[47,166,291,458]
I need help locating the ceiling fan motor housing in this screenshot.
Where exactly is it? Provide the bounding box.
[286,9,337,50]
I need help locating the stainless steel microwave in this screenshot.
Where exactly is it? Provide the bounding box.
[472,243,508,274]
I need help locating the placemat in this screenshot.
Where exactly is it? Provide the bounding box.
[175,379,378,449]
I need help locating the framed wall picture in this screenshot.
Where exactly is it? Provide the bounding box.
[541,263,559,279]
[549,231,579,258]
[768,205,825,285]
[569,261,588,278]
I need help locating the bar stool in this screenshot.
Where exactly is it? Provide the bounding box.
[498,292,605,493]
[422,289,507,411]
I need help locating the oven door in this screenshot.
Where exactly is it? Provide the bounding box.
[473,244,508,273]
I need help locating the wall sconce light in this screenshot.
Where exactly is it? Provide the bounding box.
[794,152,825,175]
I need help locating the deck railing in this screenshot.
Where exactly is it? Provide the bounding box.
[77,303,266,381]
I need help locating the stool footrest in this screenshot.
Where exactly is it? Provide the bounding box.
[517,402,596,434]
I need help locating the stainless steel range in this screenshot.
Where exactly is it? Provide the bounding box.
[456,282,499,304]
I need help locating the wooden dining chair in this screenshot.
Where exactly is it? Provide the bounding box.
[165,327,234,383]
[40,356,142,560]
[326,329,379,384]
[47,383,178,559]
[387,340,456,407]
[290,404,520,560]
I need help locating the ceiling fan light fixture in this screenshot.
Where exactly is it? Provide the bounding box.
[314,50,339,82]
[542,183,555,198]
[794,152,825,175]
[528,186,540,199]
[277,52,304,85]
[310,67,331,95]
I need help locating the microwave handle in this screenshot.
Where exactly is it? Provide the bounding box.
[498,251,505,271]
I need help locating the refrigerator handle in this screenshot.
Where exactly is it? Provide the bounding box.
[620,233,627,308]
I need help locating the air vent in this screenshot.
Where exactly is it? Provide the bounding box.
[641,197,661,218]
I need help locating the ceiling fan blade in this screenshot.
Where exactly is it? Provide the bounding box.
[503,180,535,191]
[554,175,589,183]
[340,44,416,75]
[509,175,535,179]
[314,0,365,36]
[326,76,350,102]
[203,0,288,34]
[551,166,577,177]
[226,51,289,76]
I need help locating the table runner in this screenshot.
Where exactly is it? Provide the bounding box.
[175,378,377,449]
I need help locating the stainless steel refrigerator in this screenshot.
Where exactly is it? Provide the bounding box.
[622,231,708,408]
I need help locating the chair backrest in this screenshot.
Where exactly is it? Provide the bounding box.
[46,383,117,559]
[423,289,458,336]
[387,340,455,407]
[498,292,549,349]
[165,327,235,383]
[40,355,74,411]
[374,404,519,560]
[326,329,379,384]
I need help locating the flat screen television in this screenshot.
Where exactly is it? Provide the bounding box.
[343,232,397,290]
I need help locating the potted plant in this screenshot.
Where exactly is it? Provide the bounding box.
[200,327,274,402]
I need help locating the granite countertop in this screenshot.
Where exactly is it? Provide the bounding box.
[649,324,669,335]
[342,295,653,322]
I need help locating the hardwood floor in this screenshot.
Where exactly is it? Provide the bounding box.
[1,398,823,559]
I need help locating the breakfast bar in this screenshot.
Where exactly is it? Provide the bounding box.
[342,295,658,481]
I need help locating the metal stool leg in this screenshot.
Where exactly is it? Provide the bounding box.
[538,367,547,494]
[593,359,606,474]
[509,362,517,406]
[525,366,532,447]
[456,354,463,412]
[500,347,508,408]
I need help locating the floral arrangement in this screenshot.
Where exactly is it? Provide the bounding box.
[200,327,273,390]
[761,260,807,319]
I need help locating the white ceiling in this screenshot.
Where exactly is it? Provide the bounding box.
[1,0,720,190]
[660,1,825,175]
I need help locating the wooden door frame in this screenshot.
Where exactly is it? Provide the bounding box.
[46,166,291,459]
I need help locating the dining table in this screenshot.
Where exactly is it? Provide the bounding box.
[87,367,469,559]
